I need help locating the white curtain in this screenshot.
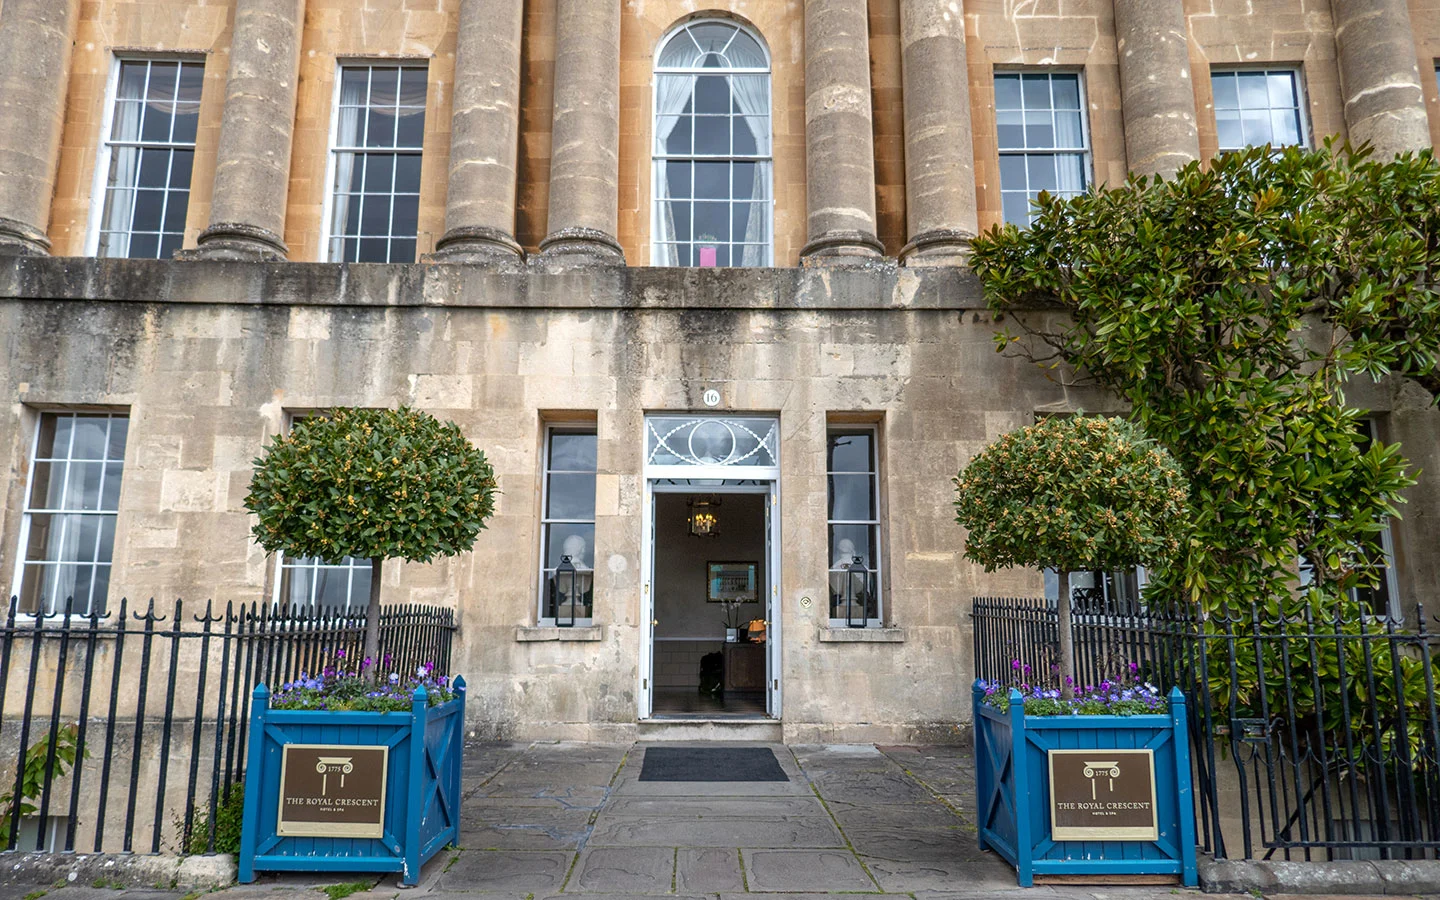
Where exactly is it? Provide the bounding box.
[1053,107,1087,196]
[729,73,772,266]
[652,32,705,266]
[329,75,367,261]
[100,102,143,257]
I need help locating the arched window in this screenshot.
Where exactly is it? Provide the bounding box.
[652,20,772,267]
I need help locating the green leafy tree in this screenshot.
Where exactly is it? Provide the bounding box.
[245,407,498,681]
[969,142,1438,617]
[0,724,86,848]
[955,415,1190,697]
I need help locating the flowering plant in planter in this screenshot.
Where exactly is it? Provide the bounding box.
[978,660,1167,716]
[270,655,455,712]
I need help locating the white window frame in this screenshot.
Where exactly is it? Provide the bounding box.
[649,18,774,268]
[826,425,884,627]
[994,68,1093,228]
[318,60,428,263]
[537,424,598,626]
[269,412,371,615]
[1210,66,1311,152]
[9,411,130,618]
[85,54,205,259]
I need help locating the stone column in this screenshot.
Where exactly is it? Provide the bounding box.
[897,0,978,266]
[431,0,524,263]
[538,0,624,264]
[187,0,305,260]
[1114,0,1200,180]
[1333,0,1431,159]
[802,0,884,262]
[0,0,79,256]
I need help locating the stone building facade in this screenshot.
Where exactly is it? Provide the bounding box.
[0,0,1437,741]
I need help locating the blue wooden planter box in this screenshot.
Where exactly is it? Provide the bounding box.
[973,681,1197,887]
[238,678,465,886]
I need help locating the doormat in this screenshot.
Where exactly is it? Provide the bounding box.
[638,747,789,782]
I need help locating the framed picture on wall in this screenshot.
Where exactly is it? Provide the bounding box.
[707,561,760,603]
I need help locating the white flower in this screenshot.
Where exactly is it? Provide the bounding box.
[416,665,427,677]
[389,672,400,684]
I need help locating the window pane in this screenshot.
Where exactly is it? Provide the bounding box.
[177,63,205,102]
[1003,192,1031,226]
[999,154,1027,190]
[1271,109,1300,146]
[358,237,388,262]
[545,523,595,569]
[118,63,147,102]
[368,67,399,107]
[147,62,178,101]
[132,190,164,231]
[395,109,425,149]
[170,150,194,189]
[389,238,416,264]
[394,154,422,194]
[32,462,63,509]
[1237,71,1268,107]
[360,195,391,235]
[549,432,597,470]
[363,153,394,192]
[1216,109,1243,149]
[1024,109,1053,148]
[107,417,129,459]
[137,149,170,188]
[66,463,105,511]
[1212,73,1238,109]
[172,104,199,144]
[1268,72,1296,107]
[1241,109,1270,145]
[694,161,728,200]
[694,75,730,113]
[399,67,428,106]
[693,201,728,243]
[392,194,419,238]
[315,566,353,610]
[1026,154,1058,192]
[140,104,172,143]
[71,417,109,459]
[98,518,116,563]
[1052,75,1081,110]
[350,564,372,610]
[665,161,692,198]
[994,74,1022,110]
[129,233,160,259]
[732,161,757,200]
[1021,73,1051,109]
[694,116,728,154]
[996,110,1024,149]
[101,462,124,510]
[281,565,314,609]
[546,473,597,520]
[828,473,876,521]
[827,431,873,473]
[366,107,397,148]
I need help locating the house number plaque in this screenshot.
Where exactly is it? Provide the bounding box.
[277,744,389,838]
[1048,749,1158,841]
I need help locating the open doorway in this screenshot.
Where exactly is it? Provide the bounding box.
[650,491,770,717]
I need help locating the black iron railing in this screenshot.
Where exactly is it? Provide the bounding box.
[972,595,1440,861]
[0,596,456,855]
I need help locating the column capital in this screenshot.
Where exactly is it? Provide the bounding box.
[0,216,53,257]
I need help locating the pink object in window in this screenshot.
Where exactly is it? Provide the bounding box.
[699,246,718,267]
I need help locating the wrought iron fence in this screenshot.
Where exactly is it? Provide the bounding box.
[972,595,1440,861]
[0,596,456,856]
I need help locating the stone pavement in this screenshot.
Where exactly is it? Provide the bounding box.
[5,741,1429,900]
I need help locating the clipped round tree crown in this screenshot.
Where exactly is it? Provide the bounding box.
[245,407,498,563]
[954,416,1189,573]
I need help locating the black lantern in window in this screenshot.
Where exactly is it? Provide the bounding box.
[844,555,868,628]
[688,496,721,537]
[553,554,578,627]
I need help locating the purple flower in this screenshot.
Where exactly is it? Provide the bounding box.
[1012,660,1023,671]
[335,649,346,660]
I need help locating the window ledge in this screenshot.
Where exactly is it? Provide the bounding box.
[515,625,603,642]
[818,626,906,643]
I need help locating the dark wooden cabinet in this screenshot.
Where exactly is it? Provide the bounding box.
[722,642,766,692]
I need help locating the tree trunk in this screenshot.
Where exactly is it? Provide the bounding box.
[1057,568,1075,700]
[364,557,383,685]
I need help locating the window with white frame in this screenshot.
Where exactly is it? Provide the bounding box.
[272,413,370,614]
[1211,68,1307,152]
[13,412,129,617]
[652,20,772,267]
[539,427,597,624]
[1297,419,1400,619]
[995,71,1089,227]
[92,59,203,259]
[826,427,882,625]
[325,63,427,263]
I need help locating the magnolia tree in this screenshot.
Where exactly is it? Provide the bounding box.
[954,416,1189,697]
[245,407,498,682]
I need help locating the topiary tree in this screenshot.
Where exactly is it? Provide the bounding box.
[955,415,1190,697]
[245,407,498,682]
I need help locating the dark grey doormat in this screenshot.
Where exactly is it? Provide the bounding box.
[638,746,789,782]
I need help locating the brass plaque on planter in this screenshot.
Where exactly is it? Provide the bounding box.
[277,744,388,838]
[1048,749,1159,841]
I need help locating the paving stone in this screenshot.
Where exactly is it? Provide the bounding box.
[570,848,675,893]
[588,815,843,848]
[600,795,826,817]
[808,770,933,804]
[861,851,1018,893]
[432,850,574,893]
[825,798,965,829]
[676,848,745,892]
[740,849,876,892]
[844,824,976,860]
[461,823,590,850]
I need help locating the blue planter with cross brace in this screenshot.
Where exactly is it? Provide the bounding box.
[972,681,1197,887]
[238,678,465,886]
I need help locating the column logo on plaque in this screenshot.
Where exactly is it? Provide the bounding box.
[277,744,389,838]
[1048,748,1158,841]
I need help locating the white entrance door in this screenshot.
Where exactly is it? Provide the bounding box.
[766,483,782,717]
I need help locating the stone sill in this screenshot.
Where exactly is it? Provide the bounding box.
[818,626,906,643]
[515,625,603,642]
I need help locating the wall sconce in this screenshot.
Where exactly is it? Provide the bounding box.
[843,555,869,628]
[688,496,721,537]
